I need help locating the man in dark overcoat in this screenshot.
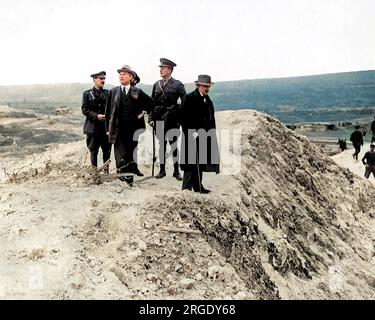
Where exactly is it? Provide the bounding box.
[105,65,154,177]
[180,75,220,194]
[350,125,364,161]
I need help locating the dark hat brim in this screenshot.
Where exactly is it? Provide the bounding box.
[117,68,137,78]
[91,71,106,78]
[133,73,141,84]
[195,81,215,86]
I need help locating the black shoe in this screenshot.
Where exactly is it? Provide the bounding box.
[173,171,183,181]
[121,162,138,175]
[201,188,211,194]
[195,187,211,194]
[135,169,144,177]
[155,171,166,179]
[118,175,134,186]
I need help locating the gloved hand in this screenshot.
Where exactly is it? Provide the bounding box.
[192,132,198,140]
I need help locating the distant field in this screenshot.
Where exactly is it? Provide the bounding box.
[0,70,374,124]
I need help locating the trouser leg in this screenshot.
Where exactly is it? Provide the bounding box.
[193,168,203,192]
[86,135,100,167]
[131,138,139,169]
[156,132,166,174]
[356,145,361,160]
[365,166,371,178]
[158,135,167,167]
[114,136,126,170]
[168,136,180,173]
[174,163,180,174]
[168,136,179,164]
[115,124,138,167]
[99,134,111,164]
[371,166,375,178]
[182,167,202,191]
[182,170,194,190]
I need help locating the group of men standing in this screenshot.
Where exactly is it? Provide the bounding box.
[81,58,220,193]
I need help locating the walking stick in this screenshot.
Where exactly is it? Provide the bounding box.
[195,134,202,194]
[152,125,156,177]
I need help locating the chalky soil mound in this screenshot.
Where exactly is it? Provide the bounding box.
[1,110,374,299]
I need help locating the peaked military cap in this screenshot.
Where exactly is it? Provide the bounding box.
[159,58,177,68]
[90,71,106,78]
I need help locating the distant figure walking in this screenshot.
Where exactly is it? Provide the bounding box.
[362,142,375,179]
[337,139,347,152]
[350,126,363,161]
[370,116,375,142]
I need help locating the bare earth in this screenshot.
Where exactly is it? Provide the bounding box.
[1,110,375,300]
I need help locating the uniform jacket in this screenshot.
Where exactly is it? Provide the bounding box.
[81,88,109,135]
[151,77,186,130]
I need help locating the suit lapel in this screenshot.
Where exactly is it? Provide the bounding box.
[114,86,121,109]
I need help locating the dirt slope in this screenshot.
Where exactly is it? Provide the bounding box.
[1,110,375,299]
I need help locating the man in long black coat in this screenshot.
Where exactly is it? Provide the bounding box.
[350,125,364,161]
[370,116,375,142]
[180,75,220,194]
[105,65,154,177]
[81,71,110,170]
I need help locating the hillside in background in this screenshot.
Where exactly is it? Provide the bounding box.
[0,70,374,124]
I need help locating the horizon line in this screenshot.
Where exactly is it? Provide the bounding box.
[0,69,374,87]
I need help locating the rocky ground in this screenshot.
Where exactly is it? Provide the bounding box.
[1,110,375,299]
[0,104,82,160]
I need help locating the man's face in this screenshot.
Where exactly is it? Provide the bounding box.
[160,66,172,78]
[197,84,211,96]
[371,146,375,152]
[93,76,106,88]
[119,72,133,86]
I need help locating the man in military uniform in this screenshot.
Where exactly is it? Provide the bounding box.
[81,71,110,170]
[150,58,186,180]
[105,65,154,178]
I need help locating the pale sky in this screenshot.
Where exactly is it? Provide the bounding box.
[0,0,374,86]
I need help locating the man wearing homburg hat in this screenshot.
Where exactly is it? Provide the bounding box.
[105,65,154,179]
[81,71,111,170]
[150,58,186,180]
[180,75,220,194]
